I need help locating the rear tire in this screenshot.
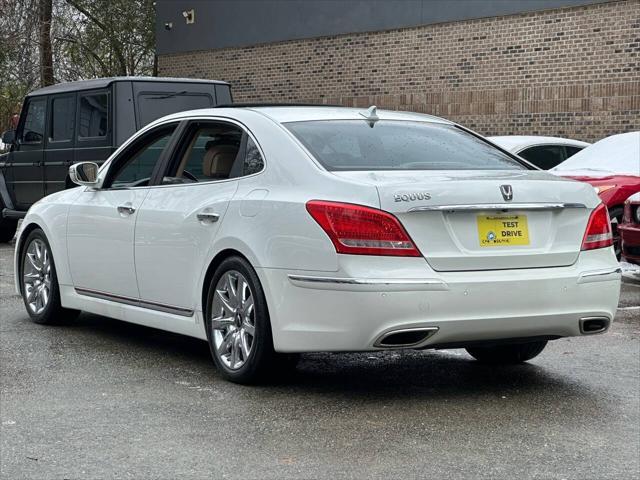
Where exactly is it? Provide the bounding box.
[19,228,79,324]
[466,341,547,364]
[204,256,297,384]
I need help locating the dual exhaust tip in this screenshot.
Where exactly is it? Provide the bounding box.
[579,316,610,335]
[374,316,610,349]
[374,326,438,348]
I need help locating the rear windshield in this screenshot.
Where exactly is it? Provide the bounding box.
[284,120,526,171]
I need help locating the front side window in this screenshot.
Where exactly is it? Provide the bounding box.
[107,125,176,188]
[21,98,46,144]
[284,120,526,171]
[78,93,108,138]
[50,96,76,142]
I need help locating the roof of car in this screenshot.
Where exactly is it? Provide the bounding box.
[27,77,229,97]
[488,135,590,151]
[154,105,454,125]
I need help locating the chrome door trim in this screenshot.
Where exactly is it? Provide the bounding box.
[408,203,587,213]
[287,275,449,292]
[75,287,194,317]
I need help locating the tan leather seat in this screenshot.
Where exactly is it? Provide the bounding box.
[202,143,238,179]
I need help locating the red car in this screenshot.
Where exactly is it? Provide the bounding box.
[552,132,640,259]
[620,193,640,264]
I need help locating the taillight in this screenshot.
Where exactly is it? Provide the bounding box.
[306,200,421,257]
[581,203,613,251]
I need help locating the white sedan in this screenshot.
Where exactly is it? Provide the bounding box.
[14,106,621,383]
[488,136,590,170]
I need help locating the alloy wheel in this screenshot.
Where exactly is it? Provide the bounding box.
[210,270,256,370]
[22,239,52,314]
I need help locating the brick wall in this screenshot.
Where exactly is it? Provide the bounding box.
[159,0,640,142]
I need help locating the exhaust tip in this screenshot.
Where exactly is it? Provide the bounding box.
[374,327,438,348]
[579,317,610,335]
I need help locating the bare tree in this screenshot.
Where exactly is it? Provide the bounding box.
[39,0,55,86]
[0,0,155,132]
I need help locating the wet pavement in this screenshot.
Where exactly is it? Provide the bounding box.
[1,242,639,479]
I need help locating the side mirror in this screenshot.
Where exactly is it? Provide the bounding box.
[1,130,15,145]
[69,162,100,187]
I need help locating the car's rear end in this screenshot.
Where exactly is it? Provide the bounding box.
[258,109,621,354]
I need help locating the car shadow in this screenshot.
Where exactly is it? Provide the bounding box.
[60,313,605,408]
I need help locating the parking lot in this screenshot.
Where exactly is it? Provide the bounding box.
[1,240,638,479]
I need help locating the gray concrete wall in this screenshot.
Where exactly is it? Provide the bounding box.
[155,0,610,55]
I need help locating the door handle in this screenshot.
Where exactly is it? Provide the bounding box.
[197,211,220,223]
[117,204,136,215]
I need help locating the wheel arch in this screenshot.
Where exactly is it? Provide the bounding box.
[14,221,47,295]
[201,248,253,315]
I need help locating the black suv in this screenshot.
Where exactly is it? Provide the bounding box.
[0,76,232,241]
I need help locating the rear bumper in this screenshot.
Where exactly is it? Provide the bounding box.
[257,248,621,352]
[620,223,640,264]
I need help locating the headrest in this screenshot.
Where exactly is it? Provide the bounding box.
[202,144,238,178]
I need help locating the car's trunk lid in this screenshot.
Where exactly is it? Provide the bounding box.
[333,170,597,271]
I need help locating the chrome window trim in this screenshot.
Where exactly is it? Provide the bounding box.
[91,115,267,191]
[75,287,194,317]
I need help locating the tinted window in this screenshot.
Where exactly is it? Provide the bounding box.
[565,146,583,158]
[519,145,566,170]
[137,92,214,127]
[243,137,264,175]
[215,85,232,105]
[21,98,46,144]
[78,93,108,138]
[50,96,75,142]
[285,121,525,171]
[175,124,242,181]
[109,125,176,188]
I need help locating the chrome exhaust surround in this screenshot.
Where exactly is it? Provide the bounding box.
[579,316,611,335]
[374,326,439,349]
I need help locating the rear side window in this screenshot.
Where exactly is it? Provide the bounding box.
[21,98,46,144]
[137,92,214,127]
[519,145,566,170]
[243,137,264,175]
[565,146,583,158]
[174,124,242,181]
[78,93,108,138]
[50,96,75,142]
[284,120,525,171]
[215,85,232,105]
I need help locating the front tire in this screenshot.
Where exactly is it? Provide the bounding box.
[20,229,79,324]
[204,256,294,384]
[466,341,547,364]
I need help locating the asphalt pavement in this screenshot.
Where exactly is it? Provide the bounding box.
[1,241,639,479]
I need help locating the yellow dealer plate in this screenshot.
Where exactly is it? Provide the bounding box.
[477,214,530,247]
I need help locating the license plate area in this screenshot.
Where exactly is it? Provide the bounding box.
[477,214,530,247]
